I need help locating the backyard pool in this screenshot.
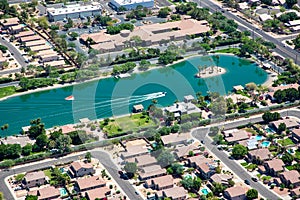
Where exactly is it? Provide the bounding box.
[261,141,271,148]
[265,127,275,134]
[255,135,263,141]
[201,188,209,195]
[59,188,68,197]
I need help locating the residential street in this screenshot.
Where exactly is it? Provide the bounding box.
[194,0,300,65]
[192,109,296,200]
[0,150,143,200]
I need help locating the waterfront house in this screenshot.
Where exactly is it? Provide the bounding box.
[85,187,111,200]
[279,170,300,187]
[145,175,174,190]
[210,174,233,186]
[233,85,244,92]
[164,102,201,118]
[161,187,188,200]
[0,135,34,147]
[133,104,144,113]
[247,148,271,164]
[224,186,246,200]
[75,176,106,192]
[266,84,299,101]
[264,159,285,176]
[139,164,167,180]
[183,95,195,103]
[161,133,190,146]
[69,161,95,177]
[23,171,46,188]
[28,186,61,200]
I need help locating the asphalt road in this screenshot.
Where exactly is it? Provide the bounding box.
[195,0,300,65]
[192,109,298,200]
[0,81,19,88]
[0,150,142,200]
[0,37,27,70]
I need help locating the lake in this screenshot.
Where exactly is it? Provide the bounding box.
[0,55,267,136]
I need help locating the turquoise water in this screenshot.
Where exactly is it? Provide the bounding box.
[0,55,267,136]
[261,141,271,147]
[255,135,263,141]
[266,127,275,134]
[201,188,209,195]
[59,188,67,196]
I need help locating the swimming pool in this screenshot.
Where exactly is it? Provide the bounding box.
[265,127,275,134]
[184,174,193,179]
[201,188,209,195]
[261,141,271,148]
[255,135,263,141]
[59,188,68,197]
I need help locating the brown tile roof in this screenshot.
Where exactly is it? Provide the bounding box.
[121,145,149,159]
[265,159,284,172]
[272,118,299,129]
[292,128,300,137]
[71,161,93,172]
[188,155,212,167]
[37,186,60,200]
[76,176,106,190]
[281,170,300,184]
[174,144,198,158]
[224,129,250,143]
[25,171,46,182]
[21,35,42,43]
[161,133,190,145]
[139,165,166,180]
[225,186,246,198]
[0,17,19,26]
[291,187,300,196]
[248,148,271,161]
[163,187,187,199]
[210,174,233,184]
[135,154,157,167]
[85,187,110,200]
[146,175,174,188]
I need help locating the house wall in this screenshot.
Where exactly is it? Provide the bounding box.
[25,177,46,188]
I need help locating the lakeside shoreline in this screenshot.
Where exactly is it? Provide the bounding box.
[0,53,272,102]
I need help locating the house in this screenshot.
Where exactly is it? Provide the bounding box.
[233,85,244,92]
[28,186,60,200]
[133,104,144,113]
[126,154,157,168]
[139,165,167,180]
[264,159,285,176]
[25,40,47,47]
[210,174,233,186]
[59,124,76,134]
[290,187,300,198]
[20,35,41,43]
[120,144,149,160]
[69,161,95,177]
[247,148,271,163]
[16,30,35,39]
[43,60,66,68]
[8,24,24,34]
[0,135,34,147]
[223,129,250,144]
[161,187,187,200]
[224,186,246,200]
[161,133,191,146]
[224,94,252,104]
[85,187,111,200]
[0,17,19,29]
[76,176,106,192]
[173,144,199,160]
[184,95,194,103]
[23,171,46,188]
[272,118,299,131]
[30,44,51,52]
[39,52,60,63]
[187,156,216,179]
[145,175,174,190]
[266,84,299,101]
[280,170,300,187]
[164,102,201,117]
[292,128,300,143]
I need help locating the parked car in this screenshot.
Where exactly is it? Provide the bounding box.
[244,180,250,185]
[251,177,258,182]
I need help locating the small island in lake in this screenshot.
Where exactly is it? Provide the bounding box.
[195,66,226,78]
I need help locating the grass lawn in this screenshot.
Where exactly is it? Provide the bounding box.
[241,162,248,167]
[213,48,240,55]
[0,86,16,98]
[295,150,300,159]
[44,169,53,179]
[277,138,295,146]
[244,128,258,135]
[245,163,257,170]
[100,113,155,136]
[286,165,294,170]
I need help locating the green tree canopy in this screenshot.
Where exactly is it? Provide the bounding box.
[246,189,258,200]
[232,144,248,159]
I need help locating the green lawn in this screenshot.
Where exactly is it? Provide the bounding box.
[100,113,155,137]
[0,86,16,98]
[244,128,258,135]
[213,48,240,55]
[245,163,257,170]
[277,138,295,146]
[286,165,294,170]
[44,169,53,179]
[295,150,300,160]
[241,162,248,166]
